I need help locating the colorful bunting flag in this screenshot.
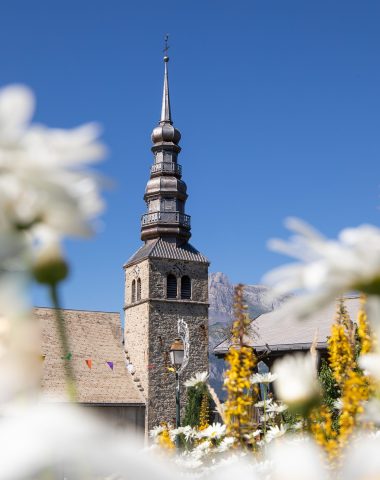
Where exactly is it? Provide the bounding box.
[106,361,114,370]
[61,352,72,361]
[85,359,92,369]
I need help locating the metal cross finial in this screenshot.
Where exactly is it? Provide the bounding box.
[163,34,170,58]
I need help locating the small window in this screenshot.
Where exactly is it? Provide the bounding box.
[136,278,141,301]
[131,280,136,303]
[181,276,191,299]
[167,274,177,299]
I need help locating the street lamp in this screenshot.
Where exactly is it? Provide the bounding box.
[170,337,184,444]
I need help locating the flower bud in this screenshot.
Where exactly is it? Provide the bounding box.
[32,242,69,286]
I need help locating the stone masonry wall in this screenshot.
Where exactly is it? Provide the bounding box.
[149,259,208,303]
[124,256,209,432]
[124,260,150,396]
[124,260,150,305]
[147,258,209,430]
[147,300,209,430]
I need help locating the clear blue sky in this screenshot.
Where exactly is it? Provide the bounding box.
[1,0,379,312]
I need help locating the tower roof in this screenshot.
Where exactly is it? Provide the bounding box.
[124,238,209,268]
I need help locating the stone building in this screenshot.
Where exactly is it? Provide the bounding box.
[38,307,145,433]
[124,54,209,431]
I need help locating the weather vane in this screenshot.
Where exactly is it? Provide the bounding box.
[163,33,170,59]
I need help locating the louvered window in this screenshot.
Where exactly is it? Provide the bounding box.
[137,278,141,301]
[131,280,136,303]
[181,276,191,299]
[163,197,175,211]
[167,274,177,299]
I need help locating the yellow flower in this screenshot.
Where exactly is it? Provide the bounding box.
[157,423,175,451]
[199,391,210,430]
[357,295,373,355]
[328,299,355,387]
[224,284,258,446]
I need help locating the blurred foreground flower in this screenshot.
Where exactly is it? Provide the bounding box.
[0,85,105,234]
[0,404,175,480]
[0,83,106,280]
[264,218,380,318]
[273,353,320,406]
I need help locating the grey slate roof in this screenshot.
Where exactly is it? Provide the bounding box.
[214,296,361,356]
[36,307,144,404]
[124,238,209,266]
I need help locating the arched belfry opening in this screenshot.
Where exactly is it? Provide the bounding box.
[167,274,177,299]
[131,279,136,303]
[181,276,191,299]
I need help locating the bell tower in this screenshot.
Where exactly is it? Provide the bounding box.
[123,53,209,432]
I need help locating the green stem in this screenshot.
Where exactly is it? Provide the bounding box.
[263,384,267,435]
[49,283,77,401]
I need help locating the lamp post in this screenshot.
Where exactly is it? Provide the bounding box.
[170,337,184,447]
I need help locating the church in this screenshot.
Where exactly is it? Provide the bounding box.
[39,53,210,434]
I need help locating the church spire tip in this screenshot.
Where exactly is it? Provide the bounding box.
[160,34,172,124]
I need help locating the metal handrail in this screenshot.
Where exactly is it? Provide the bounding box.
[150,162,182,176]
[141,211,191,227]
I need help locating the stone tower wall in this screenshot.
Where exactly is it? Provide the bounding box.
[147,300,208,430]
[124,260,150,395]
[147,258,209,430]
[124,257,209,432]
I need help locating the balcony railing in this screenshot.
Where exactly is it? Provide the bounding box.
[141,211,191,228]
[150,162,182,176]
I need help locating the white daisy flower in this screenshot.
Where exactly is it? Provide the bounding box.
[170,425,198,442]
[260,412,275,422]
[265,424,287,443]
[244,429,262,442]
[184,371,209,388]
[149,425,165,438]
[251,372,278,384]
[191,440,212,459]
[266,402,288,414]
[216,436,235,453]
[197,423,226,440]
[254,398,273,408]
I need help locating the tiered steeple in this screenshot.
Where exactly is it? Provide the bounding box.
[124,50,209,434]
[141,55,191,244]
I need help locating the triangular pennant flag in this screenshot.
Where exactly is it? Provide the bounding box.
[61,352,72,361]
[106,361,114,370]
[85,359,92,369]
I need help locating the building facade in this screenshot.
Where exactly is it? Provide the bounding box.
[38,307,145,434]
[124,54,210,431]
